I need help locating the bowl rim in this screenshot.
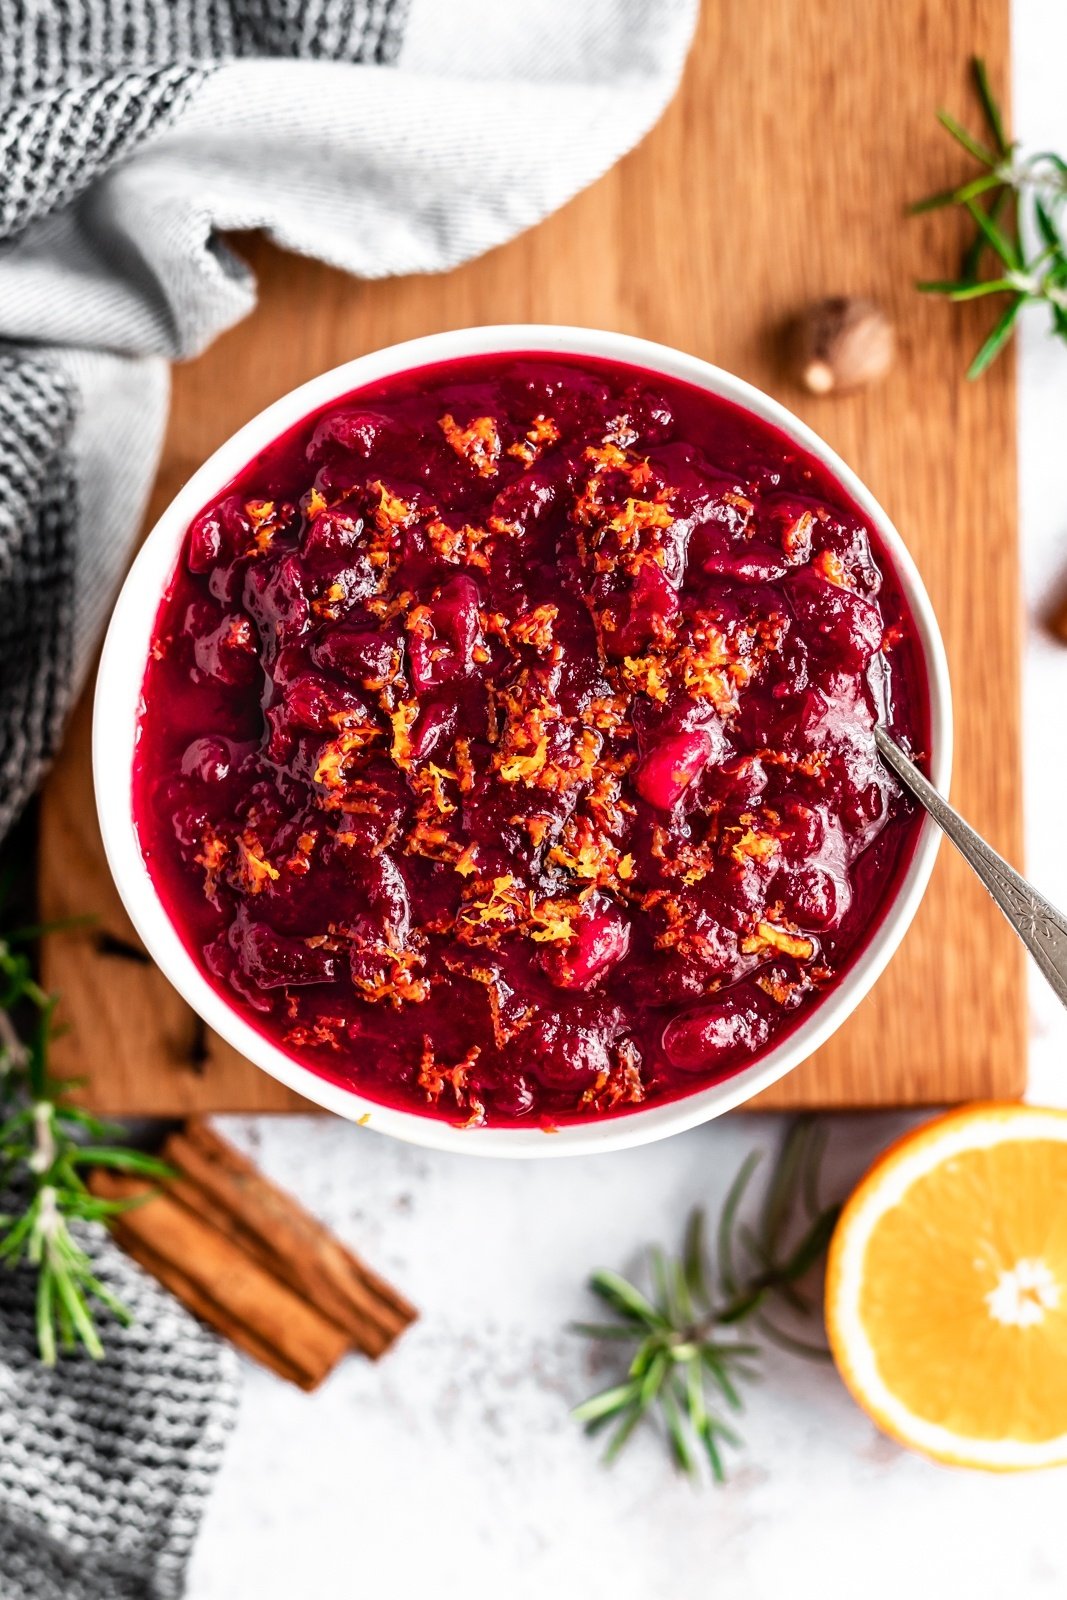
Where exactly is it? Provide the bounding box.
[93,323,952,1158]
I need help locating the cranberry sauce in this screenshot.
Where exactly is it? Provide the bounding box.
[134,353,928,1128]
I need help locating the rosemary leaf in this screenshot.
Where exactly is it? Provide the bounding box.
[759,1121,807,1255]
[777,1205,842,1282]
[0,893,170,1363]
[660,1380,697,1476]
[1034,197,1063,253]
[53,1264,105,1359]
[572,1117,840,1483]
[917,277,1020,301]
[649,1244,674,1320]
[963,198,1022,270]
[966,297,1024,379]
[973,56,1009,154]
[685,1355,708,1439]
[962,187,1008,280]
[68,1146,172,1177]
[670,1259,693,1329]
[589,1268,668,1329]
[909,185,975,216]
[682,1206,711,1309]
[700,1351,744,1412]
[697,1419,726,1484]
[754,1313,838,1363]
[602,1403,645,1465]
[36,1270,56,1366]
[916,57,1067,376]
[936,108,998,167]
[800,1121,828,1220]
[570,1321,644,1341]
[716,1149,760,1298]
[572,1380,641,1425]
[639,1349,669,1406]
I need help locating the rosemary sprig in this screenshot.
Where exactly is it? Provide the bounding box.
[572,1119,839,1482]
[915,57,1067,378]
[0,903,170,1364]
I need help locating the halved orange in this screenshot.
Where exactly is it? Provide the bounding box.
[825,1104,1067,1471]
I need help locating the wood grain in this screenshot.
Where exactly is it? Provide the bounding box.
[40,0,1026,1114]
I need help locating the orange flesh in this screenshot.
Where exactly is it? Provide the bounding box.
[857,1137,1067,1443]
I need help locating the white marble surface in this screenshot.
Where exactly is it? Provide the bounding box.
[187,9,1067,1594]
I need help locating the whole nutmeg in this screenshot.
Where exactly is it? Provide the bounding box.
[787,297,896,395]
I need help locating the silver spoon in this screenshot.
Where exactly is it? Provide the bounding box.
[875,725,1067,1011]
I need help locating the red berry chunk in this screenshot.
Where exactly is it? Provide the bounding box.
[635,728,716,810]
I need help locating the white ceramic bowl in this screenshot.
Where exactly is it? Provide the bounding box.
[94,325,951,1158]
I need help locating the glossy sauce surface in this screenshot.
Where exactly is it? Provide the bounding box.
[134,354,927,1127]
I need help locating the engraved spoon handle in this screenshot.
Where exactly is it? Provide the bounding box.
[875,725,1067,1012]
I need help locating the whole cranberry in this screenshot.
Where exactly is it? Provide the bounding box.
[636,727,717,811]
[306,409,398,463]
[662,998,770,1073]
[703,546,788,584]
[301,508,364,567]
[233,920,338,990]
[281,674,365,733]
[408,574,483,692]
[180,737,232,785]
[191,610,259,687]
[409,699,458,762]
[244,556,309,647]
[489,471,560,532]
[787,567,882,669]
[540,906,630,990]
[521,1009,614,1091]
[618,386,675,445]
[489,1075,536,1119]
[186,495,251,574]
[313,625,399,688]
[773,864,849,929]
[604,564,680,658]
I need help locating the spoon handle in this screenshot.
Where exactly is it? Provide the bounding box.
[875,725,1067,1012]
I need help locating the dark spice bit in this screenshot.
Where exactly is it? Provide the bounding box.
[95,930,152,964]
[1048,590,1067,646]
[187,1012,209,1072]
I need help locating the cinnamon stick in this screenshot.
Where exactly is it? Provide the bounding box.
[91,1120,417,1389]
[112,1230,313,1388]
[162,1121,417,1356]
[92,1169,349,1390]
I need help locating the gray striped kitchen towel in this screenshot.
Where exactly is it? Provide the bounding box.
[0,3,697,1595]
[0,0,698,839]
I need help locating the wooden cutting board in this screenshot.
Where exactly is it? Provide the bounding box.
[40,0,1025,1115]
